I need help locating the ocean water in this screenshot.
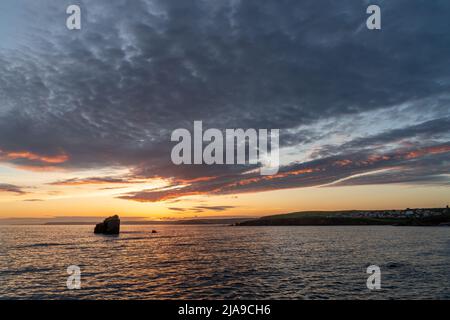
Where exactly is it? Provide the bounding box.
[1,225,450,300]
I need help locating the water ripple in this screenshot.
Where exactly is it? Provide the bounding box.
[1,225,450,299]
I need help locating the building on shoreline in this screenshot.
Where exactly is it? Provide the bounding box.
[331,207,449,219]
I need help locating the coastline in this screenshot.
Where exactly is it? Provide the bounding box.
[235,207,450,227]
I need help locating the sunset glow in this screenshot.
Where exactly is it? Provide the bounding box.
[0,0,449,222]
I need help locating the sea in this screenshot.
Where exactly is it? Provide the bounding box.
[1,225,449,299]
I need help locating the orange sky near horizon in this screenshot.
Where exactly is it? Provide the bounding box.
[1,160,449,220]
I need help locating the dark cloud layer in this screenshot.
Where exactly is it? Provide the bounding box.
[49,176,136,186]
[0,1,449,202]
[169,205,236,213]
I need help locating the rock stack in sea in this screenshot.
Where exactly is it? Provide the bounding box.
[94,215,120,235]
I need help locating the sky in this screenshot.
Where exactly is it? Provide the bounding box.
[0,0,449,220]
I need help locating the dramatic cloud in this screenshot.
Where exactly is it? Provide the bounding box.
[0,1,449,203]
[0,149,68,165]
[119,143,450,202]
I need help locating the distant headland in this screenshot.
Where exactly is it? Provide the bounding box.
[235,206,450,227]
[3,207,449,227]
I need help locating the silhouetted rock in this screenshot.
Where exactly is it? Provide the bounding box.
[94,215,120,235]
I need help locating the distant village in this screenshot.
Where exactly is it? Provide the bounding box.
[329,206,450,219]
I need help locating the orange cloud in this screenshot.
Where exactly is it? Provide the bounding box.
[333,159,353,167]
[0,149,69,164]
[50,177,133,186]
[357,155,391,166]
[225,167,319,189]
[175,176,218,184]
[14,165,67,172]
[403,145,450,160]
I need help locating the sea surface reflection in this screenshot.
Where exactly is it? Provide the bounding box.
[1,225,450,299]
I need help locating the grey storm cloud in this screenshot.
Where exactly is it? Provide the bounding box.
[0,0,450,200]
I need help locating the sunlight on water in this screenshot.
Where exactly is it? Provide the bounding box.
[1,225,450,299]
